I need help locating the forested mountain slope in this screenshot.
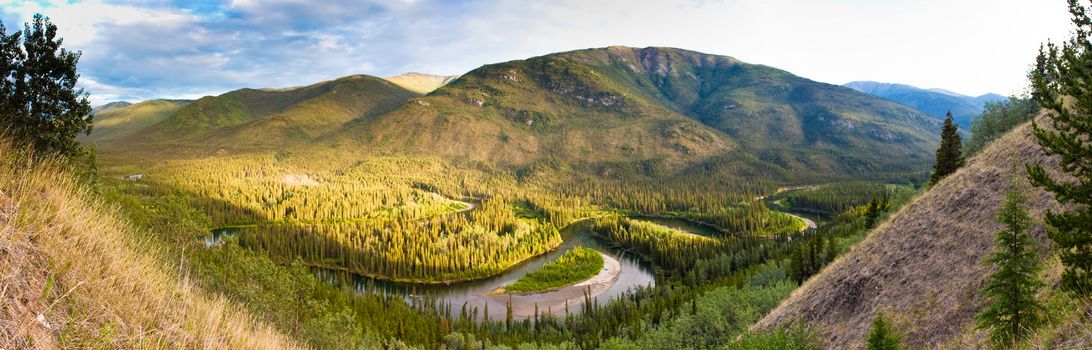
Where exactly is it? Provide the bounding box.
[107,75,418,155]
[338,46,941,176]
[753,115,1089,348]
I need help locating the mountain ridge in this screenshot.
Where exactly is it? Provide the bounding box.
[87,46,943,183]
[333,46,941,178]
[106,74,419,155]
[844,81,1005,128]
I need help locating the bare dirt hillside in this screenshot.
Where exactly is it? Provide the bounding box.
[753,116,1076,348]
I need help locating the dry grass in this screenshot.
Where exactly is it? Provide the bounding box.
[753,114,1081,349]
[941,256,1092,349]
[0,143,302,349]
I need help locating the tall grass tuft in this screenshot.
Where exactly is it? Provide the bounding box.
[0,139,301,349]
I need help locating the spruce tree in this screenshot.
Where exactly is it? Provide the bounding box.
[1027,0,1092,296]
[865,197,881,228]
[976,180,1044,348]
[929,112,964,185]
[866,312,902,350]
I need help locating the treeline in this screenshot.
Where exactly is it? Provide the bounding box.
[681,201,804,236]
[237,198,562,283]
[963,96,1039,157]
[778,182,915,216]
[592,218,722,272]
[786,188,911,284]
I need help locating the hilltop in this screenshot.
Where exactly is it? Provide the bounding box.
[753,115,1090,348]
[91,101,133,114]
[335,46,941,178]
[384,72,459,94]
[80,99,191,144]
[106,74,418,156]
[844,81,1005,128]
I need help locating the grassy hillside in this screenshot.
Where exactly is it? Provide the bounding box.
[384,72,459,94]
[0,141,298,349]
[753,114,1090,348]
[80,99,191,144]
[91,101,133,114]
[105,74,419,156]
[844,81,1004,128]
[337,46,940,177]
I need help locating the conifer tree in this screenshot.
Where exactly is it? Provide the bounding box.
[0,15,92,158]
[1027,0,1092,296]
[865,197,882,228]
[929,112,964,185]
[976,180,1044,348]
[866,312,902,350]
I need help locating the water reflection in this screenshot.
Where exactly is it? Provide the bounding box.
[313,219,656,320]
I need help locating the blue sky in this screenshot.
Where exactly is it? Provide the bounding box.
[0,0,1073,104]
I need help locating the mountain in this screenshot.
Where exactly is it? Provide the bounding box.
[91,101,133,114]
[334,46,942,176]
[384,72,460,94]
[975,92,1006,105]
[107,74,419,155]
[754,114,1090,348]
[80,99,191,144]
[844,81,1005,128]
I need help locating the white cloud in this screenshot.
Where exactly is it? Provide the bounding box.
[1,0,1075,104]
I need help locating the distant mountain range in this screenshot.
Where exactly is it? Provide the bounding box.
[843,81,1006,128]
[87,46,945,180]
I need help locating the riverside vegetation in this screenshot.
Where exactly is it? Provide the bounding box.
[503,247,605,293]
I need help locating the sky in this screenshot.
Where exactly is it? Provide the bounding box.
[0,0,1075,105]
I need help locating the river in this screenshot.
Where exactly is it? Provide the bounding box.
[315,218,656,320]
[205,188,822,320]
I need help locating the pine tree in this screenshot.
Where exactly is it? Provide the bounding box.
[865,197,881,228]
[976,180,1045,348]
[0,14,92,158]
[1027,0,1092,296]
[929,112,964,185]
[866,312,902,350]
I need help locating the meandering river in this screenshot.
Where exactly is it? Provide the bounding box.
[315,218,656,320]
[206,187,824,320]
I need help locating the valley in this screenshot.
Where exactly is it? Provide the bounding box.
[67,45,946,348]
[3,2,1085,345]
